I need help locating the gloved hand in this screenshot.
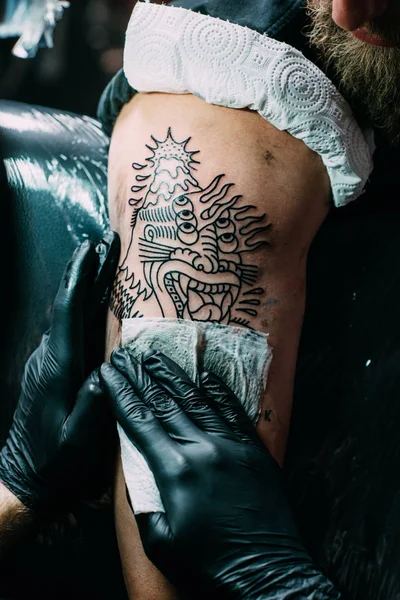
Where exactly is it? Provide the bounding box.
[101,348,341,600]
[0,232,120,513]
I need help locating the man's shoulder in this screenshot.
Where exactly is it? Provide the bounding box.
[170,0,306,39]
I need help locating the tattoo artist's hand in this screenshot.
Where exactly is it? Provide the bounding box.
[101,348,341,600]
[0,232,120,513]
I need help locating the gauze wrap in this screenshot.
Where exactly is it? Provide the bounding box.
[118,318,272,514]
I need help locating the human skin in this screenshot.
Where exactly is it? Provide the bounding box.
[308,0,400,143]
[331,0,394,30]
[106,91,331,599]
[0,482,33,555]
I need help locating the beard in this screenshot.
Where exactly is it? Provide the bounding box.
[306,0,400,144]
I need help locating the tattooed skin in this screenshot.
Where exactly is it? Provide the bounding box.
[110,129,271,328]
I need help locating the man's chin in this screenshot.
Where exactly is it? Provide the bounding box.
[306,0,400,145]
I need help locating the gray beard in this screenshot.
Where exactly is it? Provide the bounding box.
[306,0,400,145]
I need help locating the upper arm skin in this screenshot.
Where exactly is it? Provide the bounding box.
[107,91,330,459]
[107,91,331,600]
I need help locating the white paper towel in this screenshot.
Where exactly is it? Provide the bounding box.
[119,318,272,514]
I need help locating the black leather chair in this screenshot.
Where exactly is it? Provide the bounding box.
[0,100,113,435]
[0,100,126,600]
[1,99,399,600]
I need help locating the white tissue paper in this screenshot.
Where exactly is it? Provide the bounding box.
[118,318,272,514]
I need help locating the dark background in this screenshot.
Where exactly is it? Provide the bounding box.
[0,0,130,117]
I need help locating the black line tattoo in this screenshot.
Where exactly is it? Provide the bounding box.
[110,129,272,327]
[264,409,273,422]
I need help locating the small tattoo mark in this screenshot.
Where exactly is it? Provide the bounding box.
[264,409,273,422]
[263,298,280,308]
[261,318,268,328]
[264,150,275,164]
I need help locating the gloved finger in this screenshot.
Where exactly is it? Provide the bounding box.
[111,348,204,442]
[22,329,51,385]
[136,512,199,594]
[84,231,121,373]
[200,372,263,446]
[64,369,113,445]
[61,369,117,498]
[99,363,183,478]
[142,351,236,439]
[49,239,97,363]
[88,231,120,321]
[135,512,174,566]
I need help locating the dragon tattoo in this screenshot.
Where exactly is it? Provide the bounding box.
[110,129,271,328]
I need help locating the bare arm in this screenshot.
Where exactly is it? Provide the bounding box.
[0,482,33,556]
[107,91,331,599]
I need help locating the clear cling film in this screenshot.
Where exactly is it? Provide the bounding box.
[0,0,69,58]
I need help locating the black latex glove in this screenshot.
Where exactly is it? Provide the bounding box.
[101,348,341,600]
[0,232,120,513]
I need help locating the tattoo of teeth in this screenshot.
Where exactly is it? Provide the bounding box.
[111,129,271,327]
